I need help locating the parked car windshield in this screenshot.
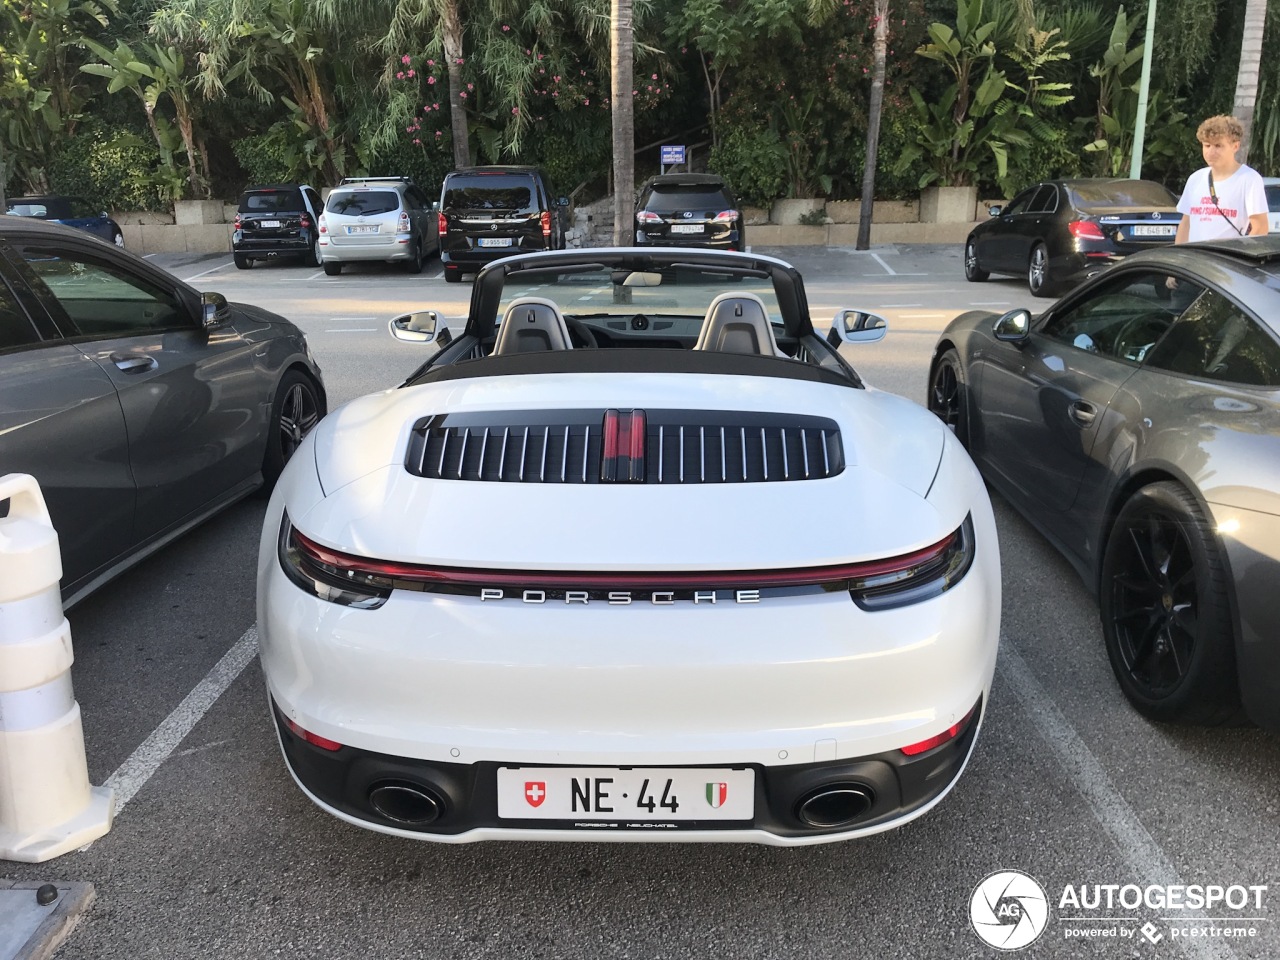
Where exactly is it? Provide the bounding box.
[326,191,399,216]
[645,185,732,213]
[443,177,535,212]
[1067,181,1176,209]
[240,190,302,213]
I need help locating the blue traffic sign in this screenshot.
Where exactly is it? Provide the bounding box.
[660,145,686,165]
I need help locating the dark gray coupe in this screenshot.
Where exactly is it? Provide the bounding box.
[0,218,325,606]
[929,236,1280,730]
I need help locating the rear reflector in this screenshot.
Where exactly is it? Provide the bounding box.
[283,716,343,751]
[900,704,977,756]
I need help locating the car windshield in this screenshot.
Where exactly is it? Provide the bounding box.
[1068,181,1176,209]
[443,177,535,212]
[645,186,732,213]
[240,190,302,213]
[326,191,399,216]
[6,201,55,219]
[497,262,783,329]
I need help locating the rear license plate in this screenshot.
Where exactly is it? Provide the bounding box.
[670,223,703,234]
[346,225,378,235]
[260,220,282,228]
[478,237,513,247]
[1132,224,1176,237]
[497,767,754,821]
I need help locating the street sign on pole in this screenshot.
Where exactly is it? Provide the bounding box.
[660,145,685,171]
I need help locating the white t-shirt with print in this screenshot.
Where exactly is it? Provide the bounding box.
[1177,164,1268,241]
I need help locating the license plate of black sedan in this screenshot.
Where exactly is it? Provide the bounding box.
[1133,224,1176,236]
[497,767,754,821]
[478,237,513,247]
[670,223,703,234]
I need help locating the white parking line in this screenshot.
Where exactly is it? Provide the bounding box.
[999,645,1239,960]
[870,253,897,276]
[181,262,234,282]
[325,328,377,333]
[92,626,259,826]
[330,317,377,322]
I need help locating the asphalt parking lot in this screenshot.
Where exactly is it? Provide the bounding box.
[3,243,1278,960]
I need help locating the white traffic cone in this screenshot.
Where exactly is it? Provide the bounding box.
[0,473,113,862]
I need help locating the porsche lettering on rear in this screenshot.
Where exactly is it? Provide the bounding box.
[478,588,762,604]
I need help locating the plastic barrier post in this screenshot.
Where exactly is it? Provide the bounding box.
[0,473,114,862]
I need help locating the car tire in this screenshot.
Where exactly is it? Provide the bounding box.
[261,370,323,490]
[112,230,125,248]
[1099,482,1242,725]
[444,269,461,283]
[323,261,342,276]
[1028,243,1055,297]
[964,240,988,282]
[234,253,253,270]
[403,242,424,274]
[304,237,321,267]
[927,348,969,448]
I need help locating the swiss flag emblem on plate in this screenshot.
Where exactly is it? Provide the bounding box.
[524,781,547,807]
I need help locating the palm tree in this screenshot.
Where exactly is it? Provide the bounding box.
[1233,0,1268,164]
[611,0,634,245]
[857,0,889,250]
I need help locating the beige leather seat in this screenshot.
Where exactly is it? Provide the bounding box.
[492,296,574,354]
[693,292,784,357]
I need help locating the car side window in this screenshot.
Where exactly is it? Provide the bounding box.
[16,247,188,339]
[1028,184,1057,214]
[1001,190,1035,217]
[0,277,41,352]
[1143,289,1280,387]
[305,188,323,216]
[1040,271,1202,363]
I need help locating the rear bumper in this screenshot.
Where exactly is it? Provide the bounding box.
[234,236,313,256]
[320,235,415,262]
[635,228,743,251]
[441,244,552,271]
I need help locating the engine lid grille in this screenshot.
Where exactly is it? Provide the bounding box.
[405,409,844,484]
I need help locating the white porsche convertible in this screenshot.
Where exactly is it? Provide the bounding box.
[257,248,1001,845]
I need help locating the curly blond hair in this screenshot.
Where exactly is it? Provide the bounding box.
[1197,115,1245,143]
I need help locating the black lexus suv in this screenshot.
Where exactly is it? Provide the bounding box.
[233,184,325,268]
[633,173,743,251]
[438,166,568,282]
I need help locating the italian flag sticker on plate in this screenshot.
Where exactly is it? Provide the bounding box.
[706,782,728,808]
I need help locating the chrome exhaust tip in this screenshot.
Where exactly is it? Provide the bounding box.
[368,780,443,825]
[794,783,875,828]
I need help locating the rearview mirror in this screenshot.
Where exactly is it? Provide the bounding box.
[389,310,451,345]
[827,309,888,346]
[201,291,230,330]
[993,308,1031,341]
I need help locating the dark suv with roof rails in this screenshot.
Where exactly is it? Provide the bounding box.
[633,173,744,251]
[233,183,324,268]
[438,166,569,282]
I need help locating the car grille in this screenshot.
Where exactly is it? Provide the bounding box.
[405,410,844,484]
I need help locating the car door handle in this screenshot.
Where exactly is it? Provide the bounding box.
[110,353,157,374]
[1068,400,1097,426]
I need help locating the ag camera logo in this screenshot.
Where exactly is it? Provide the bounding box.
[970,870,1050,950]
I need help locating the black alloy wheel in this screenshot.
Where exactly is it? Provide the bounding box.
[964,240,989,282]
[1099,482,1240,725]
[262,370,323,488]
[927,348,969,447]
[1027,243,1052,297]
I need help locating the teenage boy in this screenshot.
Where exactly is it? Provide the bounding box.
[1175,115,1269,243]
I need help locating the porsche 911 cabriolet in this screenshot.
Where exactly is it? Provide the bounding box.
[257,248,1001,845]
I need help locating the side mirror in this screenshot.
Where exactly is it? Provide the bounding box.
[993,308,1031,342]
[827,309,888,346]
[201,291,230,330]
[389,310,451,344]
[557,196,569,207]
[988,205,1003,217]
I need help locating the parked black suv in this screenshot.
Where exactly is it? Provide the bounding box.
[233,184,324,268]
[438,166,568,282]
[633,173,743,251]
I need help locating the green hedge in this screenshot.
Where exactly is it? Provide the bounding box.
[47,122,167,211]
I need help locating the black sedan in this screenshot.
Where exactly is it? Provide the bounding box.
[6,195,125,247]
[0,218,326,606]
[965,179,1181,298]
[928,237,1280,731]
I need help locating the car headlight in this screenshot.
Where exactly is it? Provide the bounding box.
[278,515,390,609]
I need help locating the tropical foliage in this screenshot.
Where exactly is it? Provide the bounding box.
[2,0,1277,211]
